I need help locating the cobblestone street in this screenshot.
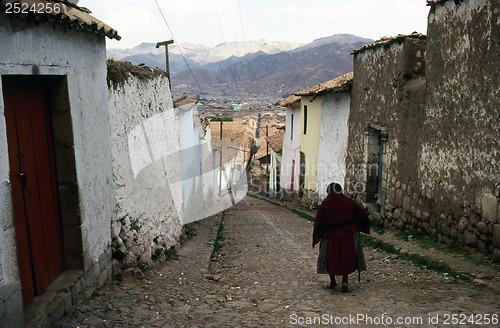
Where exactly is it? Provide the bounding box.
[56,196,499,327]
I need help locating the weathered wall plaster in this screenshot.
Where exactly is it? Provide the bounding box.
[108,74,182,272]
[346,0,499,259]
[316,92,350,200]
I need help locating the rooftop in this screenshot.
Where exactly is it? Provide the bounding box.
[2,0,120,40]
[426,0,452,6]
[278,94,301,107]
[350,32,426,55]
[294,71,354,97]
[265,132,284,153]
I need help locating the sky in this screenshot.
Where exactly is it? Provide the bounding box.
[78,0,430,50]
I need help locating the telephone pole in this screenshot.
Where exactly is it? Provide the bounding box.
[156,40,174,91]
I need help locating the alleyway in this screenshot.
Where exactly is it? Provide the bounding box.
[56,196,499,328]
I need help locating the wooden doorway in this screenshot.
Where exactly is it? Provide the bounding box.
[3,76,64,307]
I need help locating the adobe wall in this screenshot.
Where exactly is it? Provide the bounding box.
[346,36,427,205]
[346,0,500,259]
[420,0,500,257]
[107,63,183,273]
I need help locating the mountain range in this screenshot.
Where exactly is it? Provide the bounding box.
[107,34,374,101]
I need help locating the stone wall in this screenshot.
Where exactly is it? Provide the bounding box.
[345,0,500,260]
[107,65,183,273]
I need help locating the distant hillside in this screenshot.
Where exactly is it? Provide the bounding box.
[107,40,303,75]
[171,35,373,99]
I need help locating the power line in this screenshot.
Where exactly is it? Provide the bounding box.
[194,0,226,73]
[237,0,253,80]
[153,0,203,94]
[227,0,244,69]
[211,0,240,91]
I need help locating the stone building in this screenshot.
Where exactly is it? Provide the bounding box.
[0,2,119,327]
[345,0,499,259]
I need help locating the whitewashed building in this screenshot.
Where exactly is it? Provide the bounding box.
[294,71,353,202]
[278,95,301,199]
[0,2,119,327]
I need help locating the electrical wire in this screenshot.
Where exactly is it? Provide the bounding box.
[153,0,203,94]
[212,0,240,91]
[194,0,226,73]
[237,0,253,79]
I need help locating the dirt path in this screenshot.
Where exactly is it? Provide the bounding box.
[56,196,499,327]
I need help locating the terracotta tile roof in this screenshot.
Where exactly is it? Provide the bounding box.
[265,132,284,153]
[2,0,120,40]
[294,71,353,97]
[350,32,426,55]
[278,94,301,107]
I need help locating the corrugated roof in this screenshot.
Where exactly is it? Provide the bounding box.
[294,71,353,97]
[265,132,284,153]
[278,94,301,107]
[350,32,426,55]
[2,0,120,40]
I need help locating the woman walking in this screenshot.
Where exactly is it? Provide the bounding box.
[312,183,370,292]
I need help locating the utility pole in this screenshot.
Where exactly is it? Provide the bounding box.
[219,120,223,195]
[266,125,269,194]
[266,125,269,174]
[156,40,174,91]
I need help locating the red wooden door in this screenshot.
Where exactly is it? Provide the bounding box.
[3,77,64,307]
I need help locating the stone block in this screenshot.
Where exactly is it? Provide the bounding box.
[469,213,481,226]
[0,284,24,328]
[62,291,72,313]
[482,194,498,223]
[450,225,458,239]
[47,270,81,293]
[492,224,500,248]
[393,209,402,219]
[389,190,396,204]
[48,296,66,326]
[429,215,438,229]
[463,231,477,246]
[492,249,500,262]
[97,267,110,289]
[458,217,469,232]
[441,223,450,237]
[402,195,411,211]
[395,189,403,206]
[71,279,82,305]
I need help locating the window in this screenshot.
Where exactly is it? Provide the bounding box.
[303,105,308,135]
[290,114,294,140]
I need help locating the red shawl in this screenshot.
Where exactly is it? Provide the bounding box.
[313,193,370,244]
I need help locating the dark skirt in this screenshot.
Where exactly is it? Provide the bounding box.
[317,232,366,275]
